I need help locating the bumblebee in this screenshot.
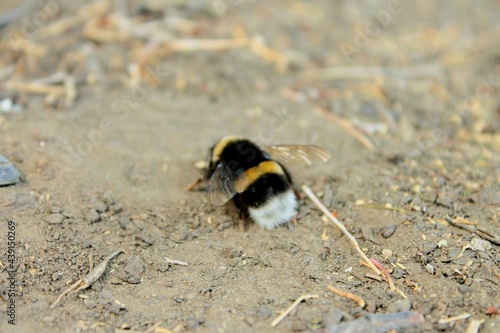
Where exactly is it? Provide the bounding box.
[189,136,331,230]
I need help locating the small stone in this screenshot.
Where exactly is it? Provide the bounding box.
[45,213,64,224]
[0,154,21,186]
[382,249,393,258]
[175,296,185,303]
[120,260,145,284]
[104,300,127,315]
[381,224,397,238]
[392,267,405,279]
[49,206,62,213]
[425,263,435,274]
[387,299,412,313]
[217,221,233,231]
[53,231,60,240]
[85,209,101,223]
[92,201,108,213]
[470,237,492,252]
[119,216,130,229]
[423,243,437,254]
[42,316,55,323]
[323,309,344,327]
[171,228,189,241]
[255,305,272,319]
[84,299,97,309]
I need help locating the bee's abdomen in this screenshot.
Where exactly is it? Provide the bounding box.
[239,173,291,208]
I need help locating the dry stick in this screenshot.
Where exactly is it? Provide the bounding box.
[445,217,500,245]
[5,81,65,95]
[301,185,381,276]
[327,285,365,308]
[315,107,376,152]
[51,249,123,309]
[370,258,407,299]
[163,38,248,52]
[271,294,319,327]
[165,258,188,266]
[465,318,485,333]
[438,312,471,324]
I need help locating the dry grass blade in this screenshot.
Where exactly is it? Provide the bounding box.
[271,294,319,327]
[315,107,376,151]
[370,258,407,298]
[465,318,485,333]
[438,312,471,324]
[163,38,248,52]
[301,64,442,81]
[165,258,188,266]
[327,285,365,308]
[302,185,381,276]
[446,217,500,245]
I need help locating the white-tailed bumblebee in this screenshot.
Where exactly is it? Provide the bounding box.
[189,136,331,230]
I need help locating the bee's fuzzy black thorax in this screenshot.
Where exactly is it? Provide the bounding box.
[209,139,269,177]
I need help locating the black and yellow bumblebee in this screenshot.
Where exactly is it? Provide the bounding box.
[189,136,331,230]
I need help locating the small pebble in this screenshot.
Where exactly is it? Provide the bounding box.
[45,213,64,224]
[425,263,435,274]
[85,209,101,223]
[386,299,412,313]
[42,316,55,323]
[92,200,108,213]
[49,206,62,213]
[470,237,492,252]
[84,299,97,309]
[0,154,21,186]
[381,224,398,238]
[217,221,233,231]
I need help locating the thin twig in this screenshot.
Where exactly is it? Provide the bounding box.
[271,294,318,327]
[51,249,123,308]
[302,185,381,276]
[315,107,376,151]
[327,285,365,308]
[465,318,485,333]
[438,312,471,324]
[446,217,500,245]
[370,258,407,298]
[165,258,188,266]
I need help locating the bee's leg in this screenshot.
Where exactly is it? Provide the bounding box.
[187,176,204,191]
[238,211,246,232]
[293,187,302,200]
[291,216,298,226]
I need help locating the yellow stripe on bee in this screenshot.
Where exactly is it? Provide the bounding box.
[212,135,241,162]
[234,161,284,193]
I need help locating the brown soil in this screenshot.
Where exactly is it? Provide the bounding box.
[1,1,499,332]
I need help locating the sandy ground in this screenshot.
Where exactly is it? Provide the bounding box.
[1,0,499,332]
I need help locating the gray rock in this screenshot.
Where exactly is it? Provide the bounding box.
[387,299,412,313]
[85,209,101,223]
[0,154,21,186]
[470,237,492,252]
[45,213,64,224]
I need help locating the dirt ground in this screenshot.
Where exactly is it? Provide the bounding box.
[1,0,499,332]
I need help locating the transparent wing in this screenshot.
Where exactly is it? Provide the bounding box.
[206,163,237,206]
[265,145,331,166]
